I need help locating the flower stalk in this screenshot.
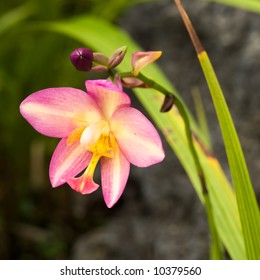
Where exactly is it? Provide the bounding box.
[119,67,209,197]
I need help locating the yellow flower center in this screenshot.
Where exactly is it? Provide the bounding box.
[66,126,117,191]
[88,133,114,158]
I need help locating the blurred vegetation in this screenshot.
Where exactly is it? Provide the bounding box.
[0,0,156,259]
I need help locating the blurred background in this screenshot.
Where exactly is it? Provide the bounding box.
[0,0,259,259]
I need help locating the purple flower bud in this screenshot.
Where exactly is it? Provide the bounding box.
[70,48,94,71]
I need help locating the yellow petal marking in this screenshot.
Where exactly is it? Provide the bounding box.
[66,126,85,146]
[80,133,116,189]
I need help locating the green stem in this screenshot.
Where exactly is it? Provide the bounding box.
[137,72,204,181]
[136,72,223,259]
[204,193,223,259]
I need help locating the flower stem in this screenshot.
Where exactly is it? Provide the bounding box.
[137,74,201,173]
[136,71,223,259]
[118,68,223,258]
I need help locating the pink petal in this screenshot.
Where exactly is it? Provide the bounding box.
[87,79,122,92]
[110,107,165,167]
[101,148,130,208]
[20,87,102,138]
[67,175,99,195]
[85,80,131,119]
[50,138,91,187]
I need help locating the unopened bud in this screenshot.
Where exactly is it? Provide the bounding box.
[93,53,109,66]
[91,65,108,72]
[160,95,175,112]
[70,48,94,71]
[108,46,127,68]
[121,77,148,88]
[132,51,162,76]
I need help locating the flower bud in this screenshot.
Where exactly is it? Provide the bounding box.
[108,46,127,68]
[93,53,109,66]
[91,65,108,72]
[132,51,162,76]
[160,95,175,112]
[70,48,94,71]
[121,77,148,88]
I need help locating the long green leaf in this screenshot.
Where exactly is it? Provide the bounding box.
[192,87,212,149]
[0,2,36,36]
[34,15,245,259]
[198,51,260,259]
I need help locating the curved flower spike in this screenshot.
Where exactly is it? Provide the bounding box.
[132,51,162,76]
[20,80,165,207]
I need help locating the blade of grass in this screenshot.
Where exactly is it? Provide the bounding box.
[192,87,212,150]
[199,52,260,259]
[175,0,260,259]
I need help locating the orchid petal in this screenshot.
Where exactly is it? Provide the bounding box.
[50,138,91,187]
[67,174,99,195]
[111,107,165,167]
[87,79,122,92]
[101,147,130,208]
[85,80,131,119]
[132,51,162,75]
[20,87,102,138]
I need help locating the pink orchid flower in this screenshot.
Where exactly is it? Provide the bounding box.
[20,80,165,207]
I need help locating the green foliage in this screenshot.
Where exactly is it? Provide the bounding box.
[0,2,35,36]
[207,0,260,13]
[191,88,212,150]
[198,51,260,259]
[87,0,156,21]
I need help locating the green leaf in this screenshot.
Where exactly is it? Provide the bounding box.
[206,0,260,13]
[0,2,36,36]
[137,69,222,259]
[198,51,260,259]
[89,0,156,21]
[192,87,212,150]
[35,15,246,259]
